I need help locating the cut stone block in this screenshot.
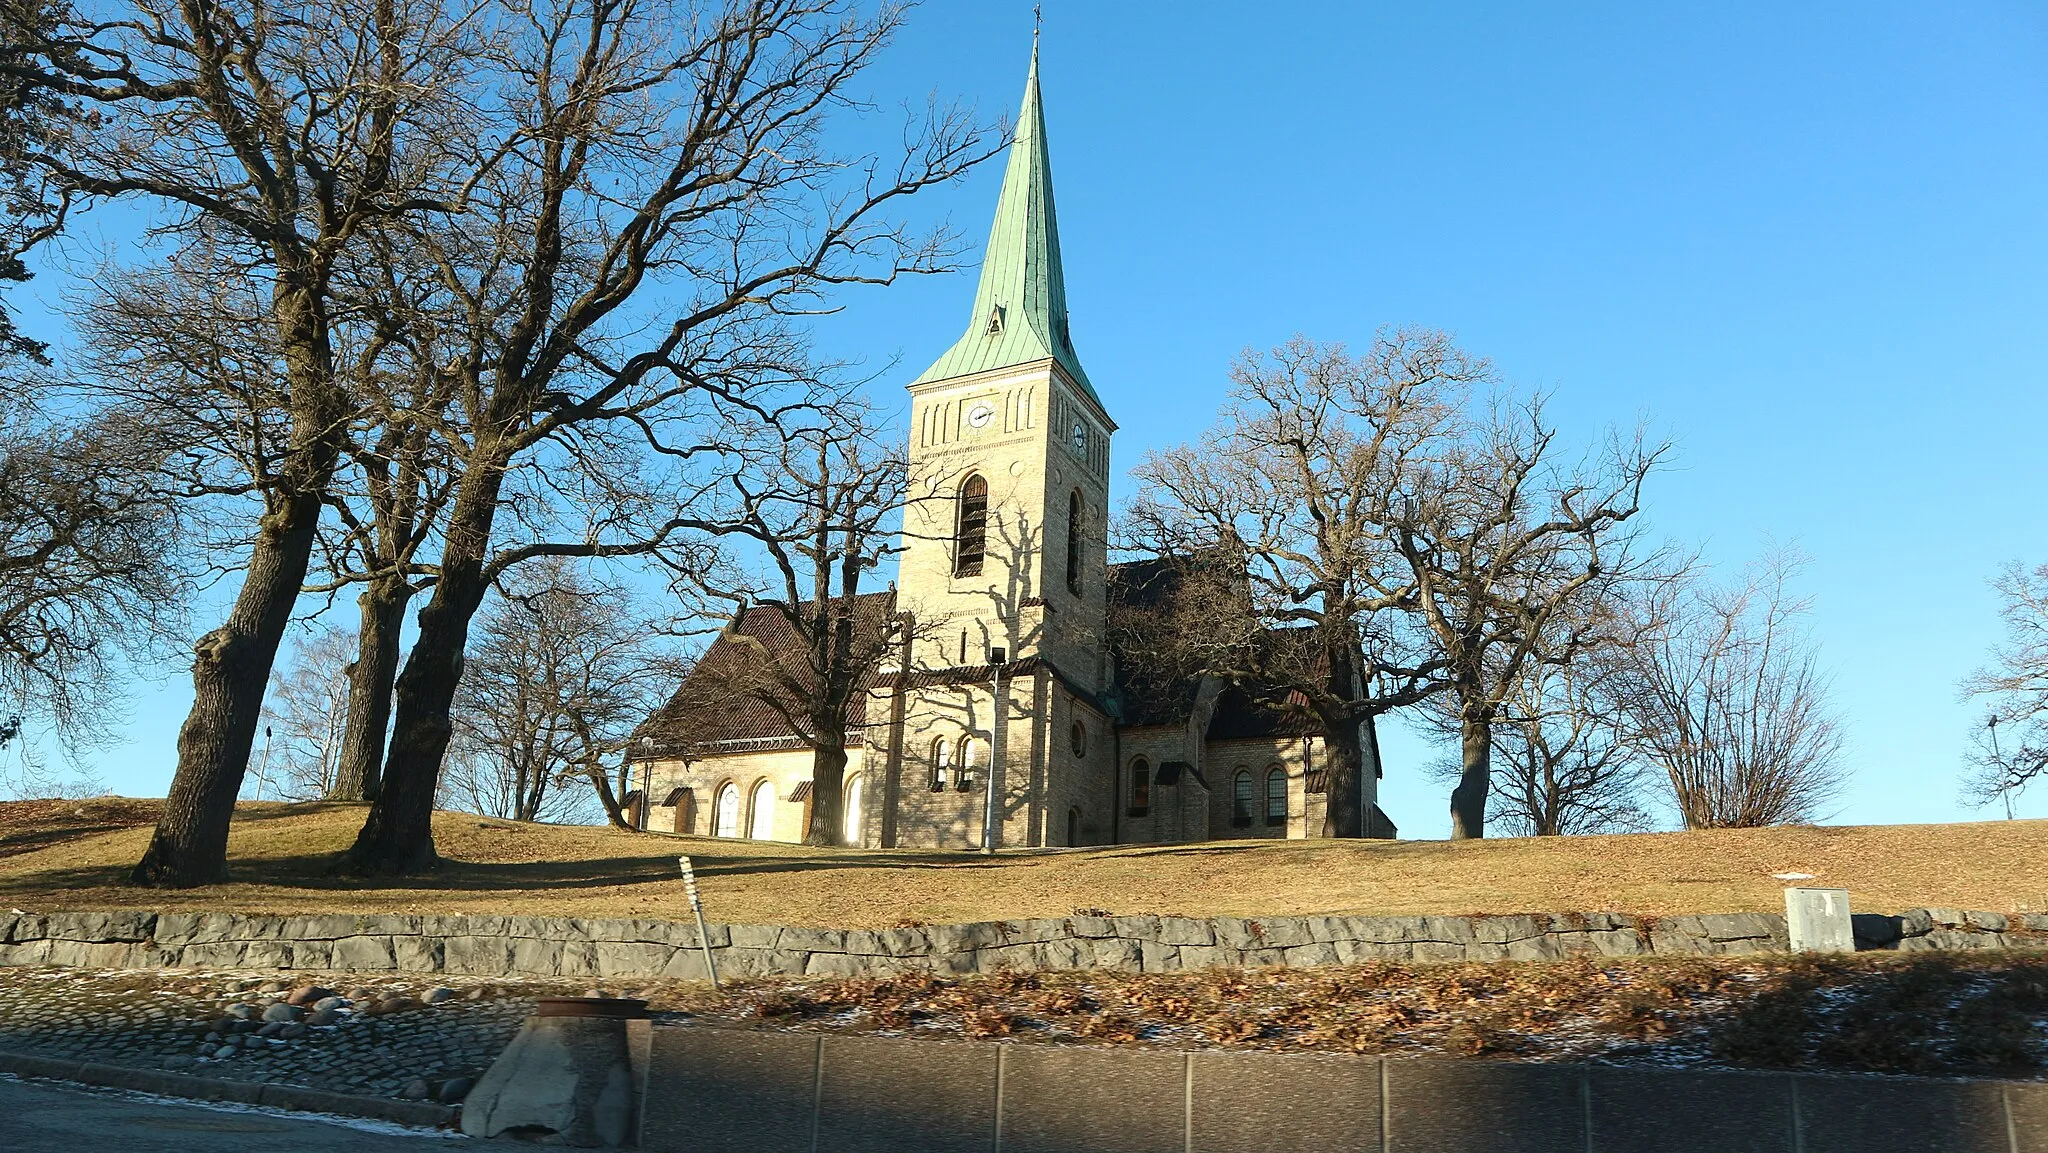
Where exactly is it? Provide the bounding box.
[639,1027,818,1153]
[1794,1071,2011,1153]
[1191,1050,1379,1153]
[1587,1066,1793,1152]
[999,1044,1184,1153]
[1785,888,1855,953]
[815,1035,995,1153]
[1384,1058,1583,1153]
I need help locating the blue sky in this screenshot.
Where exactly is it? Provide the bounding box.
[17,2,2048,835]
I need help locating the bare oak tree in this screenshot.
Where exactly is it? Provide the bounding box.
[344,0,995,874]
[695,404,909,846]
[0,403,182,755]
[1961,561,2048,810]
[5,0,479,885]
[1126,333,1482,837]
[1622,552,1846,828]
[442,559,684,827]
[1424,639,1653,837]
[252,626,357,801]
[1388,395,1665,839]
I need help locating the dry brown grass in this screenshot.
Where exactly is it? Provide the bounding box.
[4,799,2047,927]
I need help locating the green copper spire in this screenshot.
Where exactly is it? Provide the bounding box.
[913,45,1099,407]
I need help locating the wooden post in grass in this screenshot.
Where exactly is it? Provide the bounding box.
[677,856,721,991]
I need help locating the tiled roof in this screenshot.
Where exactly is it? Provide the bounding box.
[632,590,897,759]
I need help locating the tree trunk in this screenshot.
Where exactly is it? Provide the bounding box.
[330,577,409,801]
[584,759,634,831]
[343,474,502,874]
[130,491,327,886]
[1449,716,1492,840]
[1319,718,1367,838]
[805,739,847,847]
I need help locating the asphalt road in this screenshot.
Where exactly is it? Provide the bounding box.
[0,1076,460,1151]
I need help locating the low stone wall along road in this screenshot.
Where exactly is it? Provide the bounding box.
[2,906,2040,982]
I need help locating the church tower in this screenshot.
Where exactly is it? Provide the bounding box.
[897,44,1114,686]
[881,45,1118,849]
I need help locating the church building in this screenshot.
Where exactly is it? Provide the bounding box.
[629,48,1392,849]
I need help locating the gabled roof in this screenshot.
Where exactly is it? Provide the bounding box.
[633,590,897,758]
[913,46,1100,408]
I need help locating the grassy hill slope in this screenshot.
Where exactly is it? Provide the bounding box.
[3,799,2045,928]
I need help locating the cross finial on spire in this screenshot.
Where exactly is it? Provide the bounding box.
[1033,3,1041,46]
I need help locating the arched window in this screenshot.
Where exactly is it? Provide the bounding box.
[842,774,865,846]
[956,737,979,792]
[1265,766,1288,827]
[1067,806,1081,846]
[954,474,987,577]
[1128,757,1150,816]
[1065,490,1084,596]
[713,781,740,838]
[748,779,776,840]
[929,738,952,792]
[1232,769,1254,828]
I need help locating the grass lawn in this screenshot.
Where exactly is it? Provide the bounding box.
[4,798,2047,928]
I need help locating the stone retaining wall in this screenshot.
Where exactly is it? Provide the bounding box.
[2,907,2041,981]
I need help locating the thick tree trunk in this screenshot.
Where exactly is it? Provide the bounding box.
[330,577,409,802]
[1449,716,1492,840]
[130,491,327,886]
[343,473,502,874]
[132,284,341,887]
[805,739,847,847]
[1319,718,1367,839]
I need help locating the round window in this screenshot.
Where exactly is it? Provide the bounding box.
[1070,720,1087,757]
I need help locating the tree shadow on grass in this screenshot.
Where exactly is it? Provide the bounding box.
[0,844,1067,902]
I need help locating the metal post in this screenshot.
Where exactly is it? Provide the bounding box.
[983,648,1006,855]
[676,856,721,991]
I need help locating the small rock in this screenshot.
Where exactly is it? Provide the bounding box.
[258,979,290,993]
[232,1019,261,1034]
[465,988,488,1001]
[313,996,347,1012]
[345,987,375,1002]
[286,985,337,1007]
[261,1002,302,1023]
[204,1030,223,1043]
[256,1021,284,1038]
[280,1022,309,1040]
[227,1003,261,1021]
[212,1044,238,1060]
[584,988,606,999]
[369,997,421,1017]
[423,987,457,1004]
[397,1078,431,1101]
[438,1077,474,1104]
[306,1008,341,1027]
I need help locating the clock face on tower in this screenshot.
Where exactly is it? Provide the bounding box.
[966,402,994,430]
[1070,421,1087,454]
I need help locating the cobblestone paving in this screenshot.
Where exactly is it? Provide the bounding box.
[0,966,620,1103]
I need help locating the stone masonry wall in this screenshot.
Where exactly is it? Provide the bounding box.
[1,907,2041,982]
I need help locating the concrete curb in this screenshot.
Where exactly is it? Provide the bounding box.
[0,1049,457,1128]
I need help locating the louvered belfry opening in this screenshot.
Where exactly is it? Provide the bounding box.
[954,474,988,576]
